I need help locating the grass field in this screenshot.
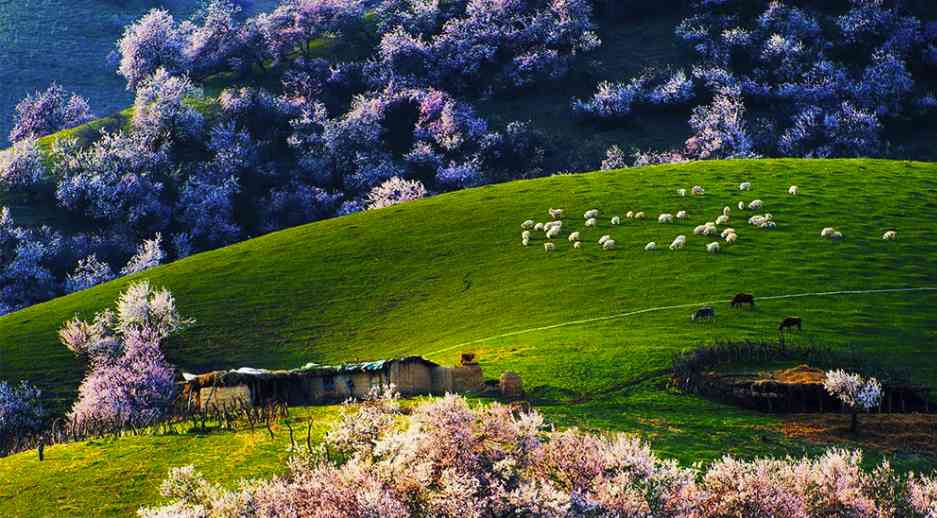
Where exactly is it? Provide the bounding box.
[2,158,937,514]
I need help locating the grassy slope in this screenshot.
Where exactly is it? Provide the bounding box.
[3,158,937,514]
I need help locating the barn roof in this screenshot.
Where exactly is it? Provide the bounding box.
[182,356,439,388]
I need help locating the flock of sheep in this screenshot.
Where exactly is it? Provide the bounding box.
[520,181,898,254]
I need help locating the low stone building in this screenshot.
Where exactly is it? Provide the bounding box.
[181,355,484,410]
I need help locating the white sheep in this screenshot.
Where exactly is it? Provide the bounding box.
[626,211,635,219]
[544,242,556,252]
[820,227,836,238]
[611,216,621,225]
[602,239,617,250]
[707,241,721,254]
[748,199,763,210]
[677,188,687,197]
[760,221,777,230]
[644,242,657,251]
[831,231,844,241]
[585,218,597,228]
[634,211,646,220]
[788,185,799,196]
[534,222,545,232]
[521,220,535,230]
[716,214,730,225]
[764,213,773,221]
[676,210,688,219]
[692,185,705,196]
[693,224,707,236]
[725,233,738,244]
[669,235,687,250]
[573,241,583,249]
[568,231,581,242]
[738,201,746,210]
[522,230,531,240]
[748,215,766,226]
[546,226,562,239]
[522,238,530,247]
[723,206,731,217]
[584,209,599,219]
[544,220,562,231]
[739,181,751,191]
[658,213,674,223]
[598,235,611,245]
[882,230,897,240]
[549,208,564,220]
[721,228,736,238]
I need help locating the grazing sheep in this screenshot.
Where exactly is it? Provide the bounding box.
[788,185,799,196]
[692,185,705,196]
[611,216,621,225]
[764,213,773,221]
[568,231,581,242]
[882,230,897,240]
[634,211,646,220]
[748,199,763,210]
[760,221,777,230]
[585,218,597,228]
[534,222,545,232]
[831,231,844,240]
[691,306,715,321]
[716,214,730,225]
[721,228,736,239]
[723,206,731,217]
[677,188,687,197]
[693,225,707,236]
[522,230,531,240]
[544,221,562,232]
[602,239,617,250]
[549,208,564,220]
[584,209,599,219]
[669,235,687,250]
[676,210,688,219]
[658,213,674,223]
[738,201,746,210]
[707,241,721,254]
[573,241,583,249]
[544,242,556,252]
[704,223,719,236]
[779,316,802,332]
[521,220,535,230]
[626,211,635,219]
[748,215,766,226]
[820,227,836,238]
[739,182,751,191]
[598,235,611,245]
[644,242,657,251]
[731,293,755,309]
[725,233,738,244]
[546,226,562,239]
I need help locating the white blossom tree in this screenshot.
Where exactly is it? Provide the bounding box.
[824,369,883,433]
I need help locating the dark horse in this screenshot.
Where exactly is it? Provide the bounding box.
[691,306,716,321]
[779,316,802,332]
[731,292,755,309]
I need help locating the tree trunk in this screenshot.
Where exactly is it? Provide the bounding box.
[850,412,858,433]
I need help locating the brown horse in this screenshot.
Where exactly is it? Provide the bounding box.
[731,292,755,309]
[779,316,802,332]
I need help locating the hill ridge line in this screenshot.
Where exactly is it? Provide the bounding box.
[426,287,937,356]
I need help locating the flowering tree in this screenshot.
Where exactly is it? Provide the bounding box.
[367,176,427,209]
[59,281,190,428]
[0,138,46,191]
[121,234,165,276]
[824,369,883,433]
[65,255,115,294]
[0,380,45,448]
[132,69,205,148]
[116,9,191,90]
[141,393,937,516]
[9,84,93,143]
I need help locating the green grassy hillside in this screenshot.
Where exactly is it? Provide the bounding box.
[3,158,936,406]
[3,158,937,515]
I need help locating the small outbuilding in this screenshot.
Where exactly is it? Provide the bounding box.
[181,355,484,410]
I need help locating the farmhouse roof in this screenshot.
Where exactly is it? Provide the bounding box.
[182,356,439,388]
